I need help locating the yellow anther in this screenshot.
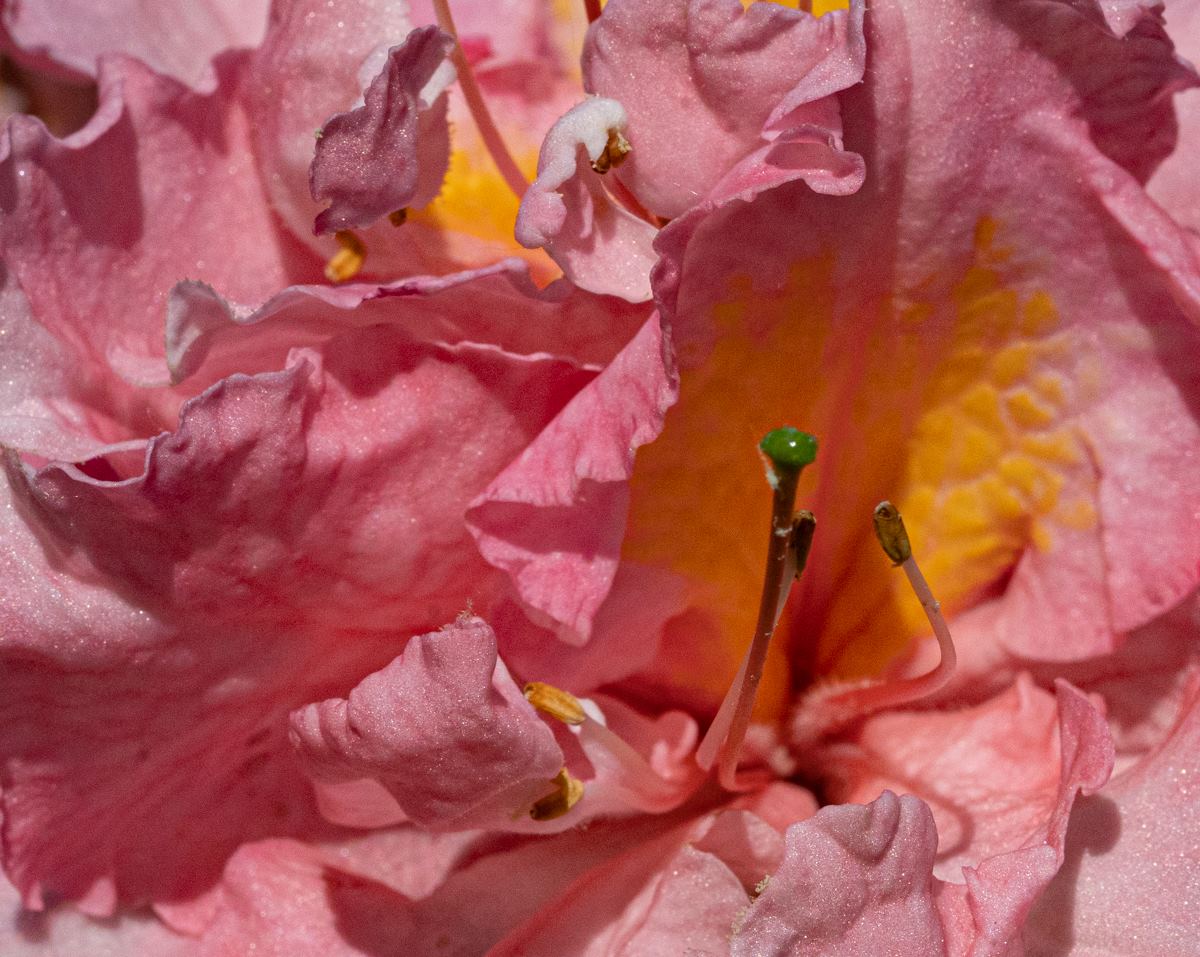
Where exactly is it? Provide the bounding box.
[873,501,912,565]
[591,128,631,175]
[388,208,408,227]
[523,681,586,726]
[325,230,366,283]
[529,768,584,821]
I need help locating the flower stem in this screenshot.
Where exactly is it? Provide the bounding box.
[431,0,530,201]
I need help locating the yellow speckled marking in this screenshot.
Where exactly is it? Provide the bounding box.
[624,219,1096,706]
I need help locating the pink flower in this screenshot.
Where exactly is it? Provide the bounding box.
[1,0,1198,954]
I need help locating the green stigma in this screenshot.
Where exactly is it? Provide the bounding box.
[759,427,818,472]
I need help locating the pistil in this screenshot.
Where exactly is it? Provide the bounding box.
[696,428,818,791]
[431,0,530,201]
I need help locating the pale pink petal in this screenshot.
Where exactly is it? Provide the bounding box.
[515,97,657,301]
[935,681,1114,956]
[583,0,865,218]
[1025,662,1200,956]
[732,791,948,956]
[310,27,455,235]
[468,313,675,643]
[0,324,589,909]
[289,616,565,831]
[3,0,270,87]
[191,839,414,956]
[1148,0,1200,230]
[816,677,1107,880]
[0,870,195,957]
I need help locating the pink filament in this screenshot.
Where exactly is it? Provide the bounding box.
[431,0,530,200]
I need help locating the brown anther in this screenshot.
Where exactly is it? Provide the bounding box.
[523,681,586,726]
[791,510,817,578]
[529,768,584,821]
[388,208,408,227]
[873,501,912,565]
[591,128,631,174]
[325,230,366,283]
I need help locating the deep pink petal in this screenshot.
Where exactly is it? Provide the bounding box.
[0,325,589,909]
[732,791,948,956]
[310,27,454,235]
[3,0,270,86]
[289,616,565,831]
[164,260,649,388]
[0,53,310,414]
[515,97,658,301]
[583,0,865,218]
[468,312,676,643]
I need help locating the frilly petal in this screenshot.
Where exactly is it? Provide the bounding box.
[0,324,590,909]
[2,0,270,87]
[732,791,948,956]
[583,0,865,218]
[515,97,657,301]
[310,26,455,235]
[289,616,565,831]
[468,313,675,643]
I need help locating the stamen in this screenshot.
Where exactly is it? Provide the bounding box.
[590,129,630,174]
[791,501,958,742]
[431,0,530,201]
[529,767,584,821]
[696,427,819,791]
[325,230,366,283]
[524,681,586,725]
[525,682,690,810]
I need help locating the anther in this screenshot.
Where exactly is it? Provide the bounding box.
[591,128,631,174]
[325,230,366,283]
[523,681,586,726]
[529,767,584,821]
[388,208,408,227]
[873,501,911,565]
[791,501,958,744]
[697,427,819,791]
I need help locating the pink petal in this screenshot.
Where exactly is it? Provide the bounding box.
[935,681,1114,956]
[816,676,1104,879]
[0,323,590,909]
[621,0,1200,700]
[0,54,307,405]
[289,616,565,831]
[1025,660,1200,955]
[0,870,196,957]
[3,0,270,87]
[583,0,865,218]
[515,97,658,301]
[310,27,455,235]
[732,791,948,956]
[190,839,414,956]
[468,313,676,643]
[246,0,419,257]
[164,260,649,388]
[1148,0,1200,231]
